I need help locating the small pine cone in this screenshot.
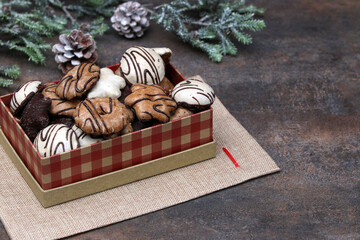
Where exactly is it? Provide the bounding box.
[111,1,150,39]
[52,30,98,74]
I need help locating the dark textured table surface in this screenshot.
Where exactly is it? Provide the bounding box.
[1,0,359,239]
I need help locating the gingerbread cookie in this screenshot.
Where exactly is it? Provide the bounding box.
[34,124,79,157]
[120,46,165,85]
[120,123,133,135]
[10,80,42,116]
[56,63,100,100]
[43,83,80,117]
[172,76,215,111]
[170,107,193,121]
[125,84,177,123]
[74,97,134,135]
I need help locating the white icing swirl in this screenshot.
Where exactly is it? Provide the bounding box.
[172,78,215,106]
[34,124,79,157]
[120,46,165,85]
[10,80,41,114]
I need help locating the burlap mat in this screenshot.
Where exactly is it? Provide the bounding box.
[0,98,279,240]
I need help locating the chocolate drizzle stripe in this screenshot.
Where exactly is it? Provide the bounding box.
[124,47,161,84]
[99,98,113,114]
[37,125,74,156]
[167,104,177,108]
[145,93,167,97]
[186,78,204,82]
[84,118,97,134]
[129,50,145,84]
[142,111,153,118]
[196,92,214,103]
[192,96,201,105]
[136,46,160,84]
[54,107,76,114]
[138,47,161,84]
[122,57,131,75]
[79,131,87,139]
[49,126,67,155]
[93,99,111,134]
[130,97,175,108]
[144,69,156,85]
[11,81,40,112]
[153,104,170,121]
[59,75,73,98]
[75,63,99,93]
[138,46,155,61]
[172,86,208,98]
[54,142,65,156]
[82,100,102,134]
[83,99,110,134]
[58,63,99,98]
[124,52,140,83]
[42,125,57,148]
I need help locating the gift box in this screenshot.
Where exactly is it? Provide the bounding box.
[0,63,216,207]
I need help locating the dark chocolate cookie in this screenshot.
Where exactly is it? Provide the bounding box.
[20,92,51,142]
[56,63,100,100]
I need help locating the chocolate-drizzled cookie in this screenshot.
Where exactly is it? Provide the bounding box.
[10,80,42,116]
[74,97,134,135]
[125,83,177,123]
[120,46,165,85]
[172,76,215,111]
[56,63,100,100]
[34,124,79,157]
[43,83,80,117]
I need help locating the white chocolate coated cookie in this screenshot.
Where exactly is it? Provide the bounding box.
[120,46,165,85]
[10,80,42,115]
[71,125,103,147]
[34,124,79,157]
[172,77,215,110]
[88,68,126,99]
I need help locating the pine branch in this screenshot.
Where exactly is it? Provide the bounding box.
[0,0,117,82]
[0,65,20,87]
[0,1,67,64]
[67,0,119,18]
[151,0,266,62]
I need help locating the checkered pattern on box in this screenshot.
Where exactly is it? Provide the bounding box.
[0,64,213,190]
[0,95,42,185]
[40,108,213,190]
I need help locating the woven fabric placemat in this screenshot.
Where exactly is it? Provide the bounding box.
[0,98,279,240]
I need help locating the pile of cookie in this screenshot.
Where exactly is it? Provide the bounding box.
[9,46,215,157]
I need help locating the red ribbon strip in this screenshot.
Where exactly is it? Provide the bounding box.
[222,147,240,168]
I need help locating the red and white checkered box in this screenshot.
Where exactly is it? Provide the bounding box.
[0,64,213,190]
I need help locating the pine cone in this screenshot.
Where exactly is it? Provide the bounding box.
[111,1,150,39]
[52,30,98,74]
